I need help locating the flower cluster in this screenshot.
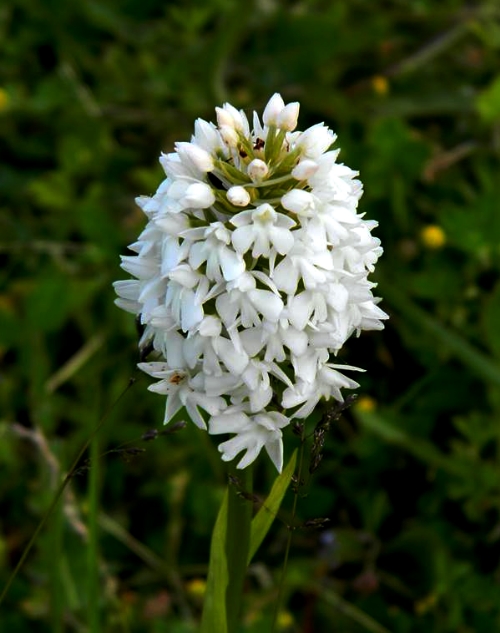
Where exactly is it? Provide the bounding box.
[114,94,388,471]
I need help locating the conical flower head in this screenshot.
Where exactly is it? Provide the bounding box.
[114,93,388,472]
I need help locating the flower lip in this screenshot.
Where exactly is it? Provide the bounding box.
[252,203,277,224]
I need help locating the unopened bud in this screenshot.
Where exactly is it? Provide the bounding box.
[227,186,251,207]
[263,93,285,126]
[219,124,239,148]
[183,182,215,209]
[176,142,214,172]
[277,102,300,131]
[281,190,315,216]
[263,93,300,131]
[247,159,269,181]
[291,159,318,180]
[216,104,245,132]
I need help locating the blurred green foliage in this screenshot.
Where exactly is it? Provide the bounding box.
[2,0,500,631]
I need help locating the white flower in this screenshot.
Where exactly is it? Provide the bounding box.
[215,272,284,329]
[209,407,289,471]
[139,362,226,429]
[295,123,336,158]
[308,151,361,204]
[115,93,388,471]
[187,222,246,282]
[282,363,363,419]
[273,241,332,295]
[231,204,295,258]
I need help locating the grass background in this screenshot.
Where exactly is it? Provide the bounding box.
[2,0,500,631]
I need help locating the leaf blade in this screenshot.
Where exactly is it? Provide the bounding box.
[200,490,229,633]
[248,450,297,563]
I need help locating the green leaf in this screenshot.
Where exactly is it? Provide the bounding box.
[317,583,392,633]
[248,450,297,563]
[476,75,500,123]
[355,408,465,476]
[200,490,229,633]
[482,282,500,359]
[381,281,500,388]
[24,275,102,333]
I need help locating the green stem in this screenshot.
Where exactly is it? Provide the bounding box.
[271,438,304,631]
[50,476,64,633]
[225,463,253,633]
[250,174,294,188]
[88,435,100,633]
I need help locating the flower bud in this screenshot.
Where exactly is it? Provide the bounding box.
[227,186,251,207]
[277,102,300,131]
[281,190,315,216]
[263,93,286,126]
[176,142,214,172]
[183,182,215,208]
[218,124,239,148]
[247,159,269,181]
[291,159,318,180]
[193,118,223,152]
[263,93,300,132]
[216,104,245,132]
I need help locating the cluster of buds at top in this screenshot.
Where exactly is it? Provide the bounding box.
[114,94,387,471]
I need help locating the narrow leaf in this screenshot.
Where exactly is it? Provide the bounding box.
[248,450,297,563]
[382,282,500,387]
[200,490,229,633]
[356,409,465,477]
[318,581,392,633]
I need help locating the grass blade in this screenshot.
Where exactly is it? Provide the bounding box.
[382,282,500,387]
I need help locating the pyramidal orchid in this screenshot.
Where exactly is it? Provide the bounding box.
[114,93,388,472]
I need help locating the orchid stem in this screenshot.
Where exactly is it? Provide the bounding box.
[271,431,305,631]
[225,462,253,633]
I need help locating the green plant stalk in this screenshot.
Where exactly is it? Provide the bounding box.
[88,435,100,633]
[50,482,64,633]
[225,463,253,633]
[271,440,304,632]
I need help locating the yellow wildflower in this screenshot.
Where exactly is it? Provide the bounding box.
[372,75,389,96]
[421,225,446,249]
[355,395,377,412]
